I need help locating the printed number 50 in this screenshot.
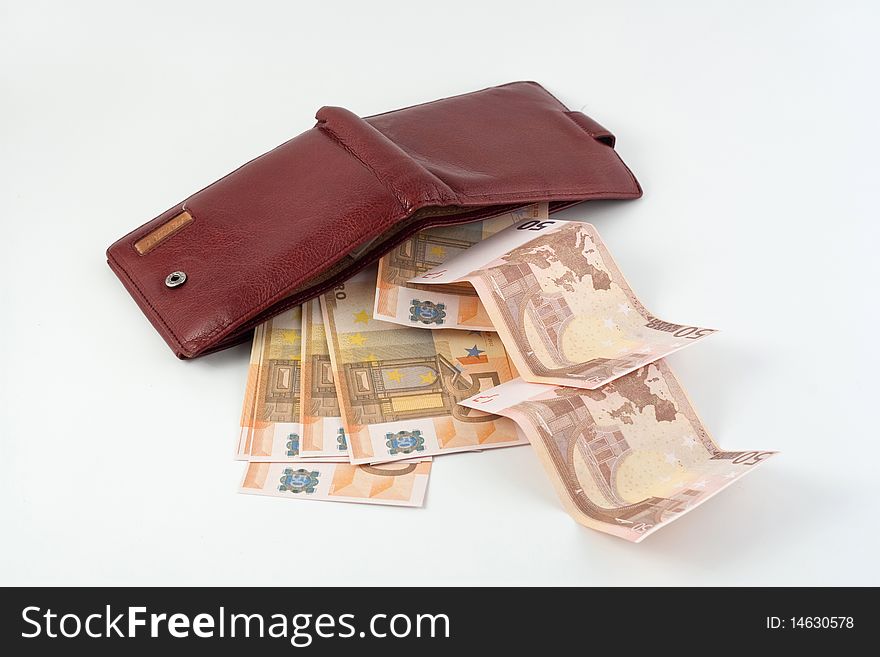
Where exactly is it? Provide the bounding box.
[518,220,555,231]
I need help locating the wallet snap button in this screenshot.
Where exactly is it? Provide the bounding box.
[165,271,187,288]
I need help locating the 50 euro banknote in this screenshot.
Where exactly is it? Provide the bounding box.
[460,360,776,542]
[321,265,527,465]
[374,203,548,331]
[413,219,717,390]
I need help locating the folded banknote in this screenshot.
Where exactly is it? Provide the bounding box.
[374,203,548,330]
[460,360,775,542]
[413,219,717,389]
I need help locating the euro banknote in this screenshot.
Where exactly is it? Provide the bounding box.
[237,321,266,459]
[412,218,717,389]
[321,264,526,464]
[460,360,775,542]
[240,460,431,507]
[374,203,548,330]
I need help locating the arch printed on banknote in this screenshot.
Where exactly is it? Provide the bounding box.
[322,266,528,464]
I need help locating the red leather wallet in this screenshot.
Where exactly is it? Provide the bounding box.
[107,81,642,358]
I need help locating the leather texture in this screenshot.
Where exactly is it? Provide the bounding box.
[107,81,642,359]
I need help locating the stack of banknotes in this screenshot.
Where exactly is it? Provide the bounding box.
[236,203,776,542]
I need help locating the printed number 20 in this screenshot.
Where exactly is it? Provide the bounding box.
[518,220,555,231]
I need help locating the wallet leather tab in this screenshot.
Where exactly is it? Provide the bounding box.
[107,81,642,358]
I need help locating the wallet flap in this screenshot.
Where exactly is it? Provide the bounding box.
[316,106,458,211]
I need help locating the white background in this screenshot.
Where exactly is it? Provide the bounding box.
[2,0,878,586]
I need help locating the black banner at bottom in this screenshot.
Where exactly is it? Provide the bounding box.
[1,587,869,653]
